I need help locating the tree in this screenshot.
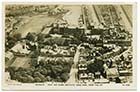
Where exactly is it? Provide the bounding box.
[6,36,16,49]
[40,67,48,76]
[26,32,36,41]
[62,65,71,73]
[45,34,51,38]
[46,76,52,81]
[51,65,63,77]
[37,33,45,42]
[31,50,40,58]
[31,59,38,67]
[13,33,22,41]
[87,59,106,78]
[20,77,29,83]
[33,71,46,82]
[56,76,63,82]
[60,73,69,82]
[87,59,104,73]
[26,75,34,83]
[71,37,80,45]
[7,66,17,79]
[34,77,42,82]
[115,77,121,83]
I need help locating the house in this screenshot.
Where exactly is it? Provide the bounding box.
[11,41,30,54]
[86,35,100,40]
[78,63,87,71]
[106,68,119,79]
[79,73,88,82]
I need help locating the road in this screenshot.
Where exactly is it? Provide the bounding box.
[66,5,101,83]
[62,5,82,27]
[66,45,81,83]
[62,5,83,83]
[62,5,84,84]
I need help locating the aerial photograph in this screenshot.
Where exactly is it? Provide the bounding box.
[4,4,133,84]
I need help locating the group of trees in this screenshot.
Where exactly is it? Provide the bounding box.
[25,32,75,46]
[5,33,22,50]
[49,27,84,41]
[43,37,72,46]
[26,32,36,42]
[7,58,73,83]
[87,58,106,78]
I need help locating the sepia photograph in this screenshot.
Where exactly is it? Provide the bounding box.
[2,2,137,90]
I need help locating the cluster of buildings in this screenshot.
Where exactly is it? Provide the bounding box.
[5,5,132,83]
[77,44,132,83]
[75,5,132,83]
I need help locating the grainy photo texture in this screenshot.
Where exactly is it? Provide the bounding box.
[3,3,136,90]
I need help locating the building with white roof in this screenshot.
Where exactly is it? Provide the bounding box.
[11,41,30,54]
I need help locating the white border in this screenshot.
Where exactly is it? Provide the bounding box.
[2,2,137,90]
